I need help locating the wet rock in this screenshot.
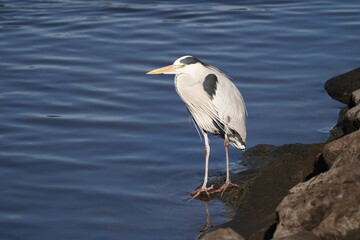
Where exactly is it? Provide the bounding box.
[274,130,360,240]
[203,143,324,240]
[201,228,244,240]
[323,128,360,167]
[324,67,360,104]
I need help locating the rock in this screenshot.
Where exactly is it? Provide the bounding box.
[201,228,244,240]
[322,129,360,167]
[202,143,325,240]
[324,67,360,104]
[326,107,348,142]
[274,130,360,240]
[343,103,360,133]
[328,90,360,140]
[338,90,360,135]
[274,230,321,240]
[351,89,360,106]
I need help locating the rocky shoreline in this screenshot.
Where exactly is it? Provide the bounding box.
[200,67,360,240]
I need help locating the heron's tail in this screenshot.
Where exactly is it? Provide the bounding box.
[230,141,246,150]
[228,131,246,150]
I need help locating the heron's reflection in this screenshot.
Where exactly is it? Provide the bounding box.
[199,200,213,232]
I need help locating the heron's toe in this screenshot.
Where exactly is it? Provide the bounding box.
[190,185,214,199]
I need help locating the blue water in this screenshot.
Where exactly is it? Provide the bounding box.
[1,1,359,239]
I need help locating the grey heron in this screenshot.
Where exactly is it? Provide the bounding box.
[147,56,247,198]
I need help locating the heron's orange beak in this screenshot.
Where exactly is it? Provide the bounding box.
[146,65,179,74]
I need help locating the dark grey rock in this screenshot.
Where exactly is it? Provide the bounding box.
[201,228,244,240]
[324,67,360,104]
[274,130,360,240]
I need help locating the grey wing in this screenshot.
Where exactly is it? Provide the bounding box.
[211,71,247,148]
[175,74,221,134]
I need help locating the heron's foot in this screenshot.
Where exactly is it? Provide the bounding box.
[213,182,241,197]
[200,222,213,232]
[191,185,214,199]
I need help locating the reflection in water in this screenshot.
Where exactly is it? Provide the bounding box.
[200,200,213,232]
[196,186,241,233]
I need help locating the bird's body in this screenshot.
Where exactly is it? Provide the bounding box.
[174,57,246,149]
[147,56,247,198]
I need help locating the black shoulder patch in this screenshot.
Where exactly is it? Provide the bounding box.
[203,74,218,99]
[180,56,200,65]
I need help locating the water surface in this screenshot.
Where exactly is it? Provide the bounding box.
[1,1,359,239]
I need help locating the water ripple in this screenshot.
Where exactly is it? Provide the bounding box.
[1,0,359,239]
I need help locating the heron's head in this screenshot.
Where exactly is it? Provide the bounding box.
[146,56,203,75]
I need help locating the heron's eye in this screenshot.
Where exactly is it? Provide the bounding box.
[181,64,186,68]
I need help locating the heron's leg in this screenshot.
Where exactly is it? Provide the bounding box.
[213,134,240,196]
[191,130,214,199]
[225,134,230,184]
[202,131,210,188]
